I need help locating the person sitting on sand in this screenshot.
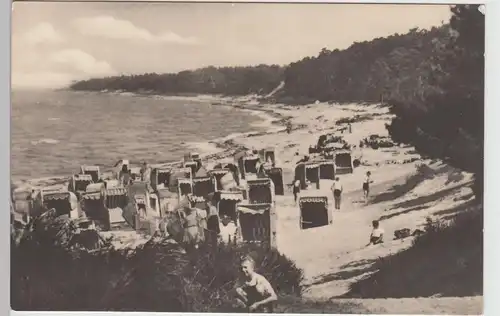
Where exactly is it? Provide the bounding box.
[262,156,273,170]
[331,177,343,210]
[363,171,374,202]
[235,256,278,313]
[136,204,147,219]
[367,220,384,246]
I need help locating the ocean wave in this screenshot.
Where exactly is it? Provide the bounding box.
[183,141,221,156]
[30,138,59,145]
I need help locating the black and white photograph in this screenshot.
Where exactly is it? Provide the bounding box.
[10,1,484,314]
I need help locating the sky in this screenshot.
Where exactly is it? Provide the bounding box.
[11,1,453,89]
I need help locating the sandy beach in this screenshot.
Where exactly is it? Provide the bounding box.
[14,94,482,314]
[199,95,482,313]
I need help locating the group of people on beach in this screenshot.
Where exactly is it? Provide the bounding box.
[117,161,152,187]
[329,171,374,209]
[169,194,242,251]
[292,161,384,248]
[292,169,374,209]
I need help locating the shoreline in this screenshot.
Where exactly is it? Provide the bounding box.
[12,92,287,189]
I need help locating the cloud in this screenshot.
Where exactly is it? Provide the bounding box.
[48,49,115,76]
[19,22,64,45]
[12,48,115,89]
[73,15,199,45]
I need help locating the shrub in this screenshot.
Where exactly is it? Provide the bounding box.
[185,242,304,312]
[11,214,304,312]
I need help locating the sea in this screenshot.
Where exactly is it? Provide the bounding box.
[11,90,264,182]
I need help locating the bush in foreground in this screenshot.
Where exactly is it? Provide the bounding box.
[11,213,304,312]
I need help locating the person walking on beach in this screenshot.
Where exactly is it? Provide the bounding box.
[363,171,373,203]
[348,123,352,134]
[331,177,343,210]
[292,179,301,204]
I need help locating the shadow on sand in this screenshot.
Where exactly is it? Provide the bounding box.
[309,261,380,286]
[369,164,450,205]
[379,205,429,221]
[391,181,472,211]
[377,181,472,222]
[339,205,483,299]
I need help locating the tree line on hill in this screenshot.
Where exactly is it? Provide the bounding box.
[70,5,483,198]
[385,5,484,199]
[70,64,284,96]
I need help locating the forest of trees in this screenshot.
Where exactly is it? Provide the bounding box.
[386,5,484,198]
[280,25,452,103]
[70,64,284,96]
[70,5,484,197]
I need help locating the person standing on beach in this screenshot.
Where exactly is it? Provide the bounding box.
[293,179,301,204]
[182,206,202,251]
[206,199,220,246]
[140,161,151,183]
[220,215,238,245]
[363,171,373,203]
[331,177,343,210]
[119,165,131,187]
